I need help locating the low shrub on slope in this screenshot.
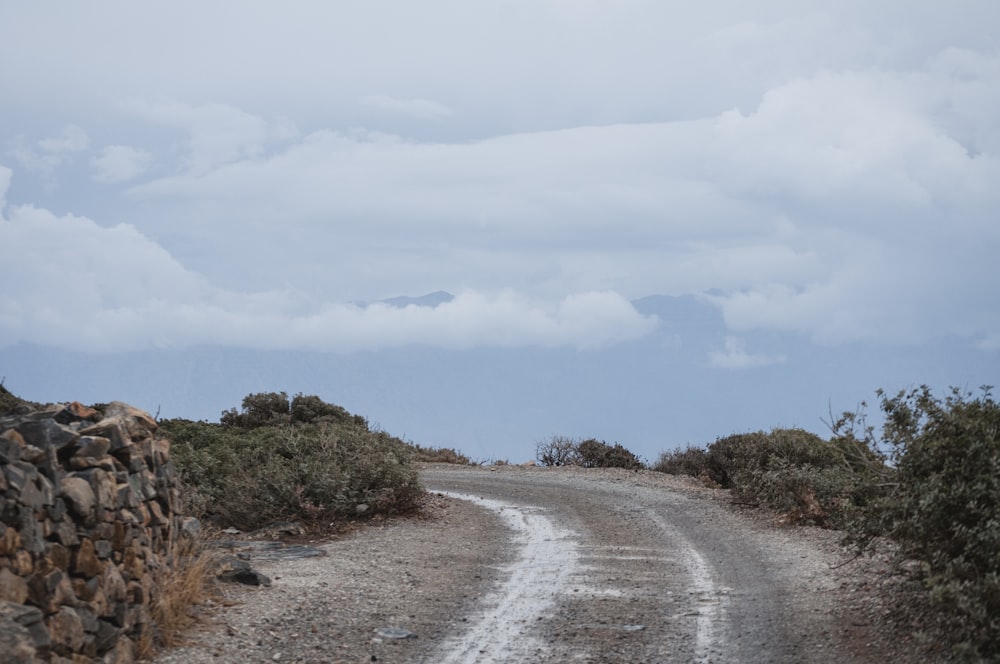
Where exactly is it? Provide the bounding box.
[160,391,423,532]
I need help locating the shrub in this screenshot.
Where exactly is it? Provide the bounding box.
[410,444,472,464]
[653,446,710,479]
[220,391,291,427]
[696,428,885,527]
[576,438,644,470]
[0,380,39,414]
[847,386,1000,659]
[162,394,424,531]
[655,425,893,525]
[536,435,579,466]
[536,436,644,469]
[704,432,765,488]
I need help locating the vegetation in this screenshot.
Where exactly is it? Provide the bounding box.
[0,379,38,414]
[409,443,473,465]
[654,386,1000,660]
[536,435,644,470]
[138,535,217,659]
[842,386,1000,660]
[535,435,579,466]
[160,391,423,532]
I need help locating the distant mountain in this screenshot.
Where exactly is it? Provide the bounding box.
[381,291,455,308]
[353,291,455,309]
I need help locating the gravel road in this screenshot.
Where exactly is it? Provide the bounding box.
[155,465,925,663]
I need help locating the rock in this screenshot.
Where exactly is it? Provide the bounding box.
[94,618,119,653]
[48,606,86,654]
[48,542,72,570]
[59,477,95,520]
[101,564,127,604]
[68,436,111,469]
[94,539,113,559]
[107,634,135,664]
[216,557,272,586]
[74,538,105,577]
[0,600,51,657]
[116,483,141,510]
[0,523,21,555]
[49,518,81,547]
[15,505,45,556]
[104,402,158,435]
[13,418,79,454]
[355,503,370,515]
[222,569,272,586]
[3,461,33,495]
[374,626,418,639]
[19,472,55,511]
[180,516,201,540]
[48,496,68,521]
[78,415,127,442]
[28,568,78,614]
[0,567,29,603]
[52,402,101,425]
[0,429,25,463]
[0,613,37,663]
[12,549,34,575]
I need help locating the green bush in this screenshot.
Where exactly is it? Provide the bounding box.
[847,386,1000,660]
[220,391,292,427]
[161,394,423,531]
[535,436,644,469]
[576,438,644,470]
[653,428,885,527]
[653,446,710,479]
[409,444,472,464]
[726,428,885,527]
[704,432,766,488]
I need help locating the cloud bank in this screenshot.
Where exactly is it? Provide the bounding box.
[1,2,998,355]
[0,172,655,352]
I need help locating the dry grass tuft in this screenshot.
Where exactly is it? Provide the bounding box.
[137,534,219,659]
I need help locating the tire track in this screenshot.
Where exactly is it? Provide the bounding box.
[432,491,580,664]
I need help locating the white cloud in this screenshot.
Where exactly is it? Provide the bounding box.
[0,194,656,352]
[112,58,1000,349]
[708,336,786,369]
[0,164,10,207]
[124,100,297,175]
[7,124,90,176]
[91,145,152,183]
[362,95,454,119]
[37,124,89,153]
[1,4,998,352]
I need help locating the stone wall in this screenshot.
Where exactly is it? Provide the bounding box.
[0,401,191,663]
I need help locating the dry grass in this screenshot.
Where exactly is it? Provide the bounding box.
[137,534,219,659]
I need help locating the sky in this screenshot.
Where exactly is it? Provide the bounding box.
[1,2,998,457]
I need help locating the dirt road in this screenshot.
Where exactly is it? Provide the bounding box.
[156,465,912,663]
[423,465,866,663]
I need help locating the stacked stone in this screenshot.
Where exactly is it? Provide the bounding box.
[0,401,186,663]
